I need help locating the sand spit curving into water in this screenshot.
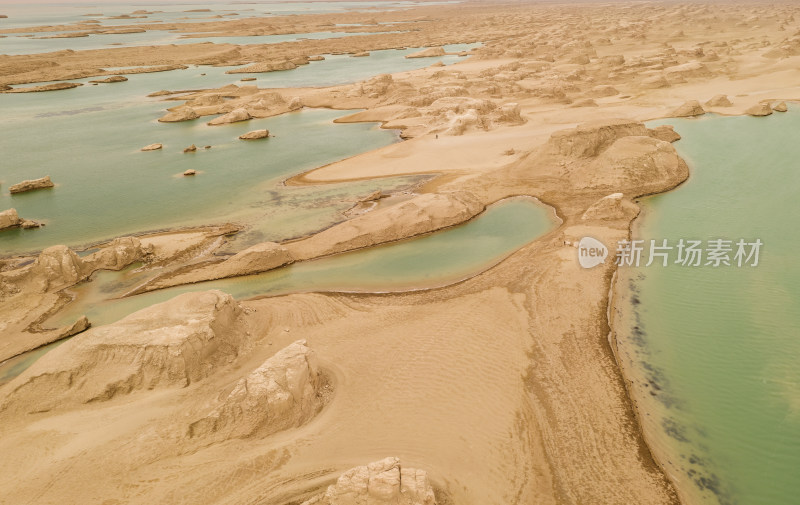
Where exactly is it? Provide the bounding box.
[3,0,800,504]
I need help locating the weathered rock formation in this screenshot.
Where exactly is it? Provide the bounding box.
[746,102,773,116]
[141,143,163,151]
[188,340,324,439]
[239,129,269,140]
[159,106,199,122]
[649,125,681,142]
[287,191,484,260]
[705,94,732,107]
[9,176,54,194]
[137,242,293,292]
[88,75,128,83]
[671,100,705,117]
[0,208,21,230]
[207,107,251,125]
[1,83,82,93]
[0,291,249,414]
[301,457,436,505]
[406,46,446,58]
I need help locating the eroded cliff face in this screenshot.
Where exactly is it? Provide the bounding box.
[0,291,248,413]
[302,457,437,505]
[188,339,327,440]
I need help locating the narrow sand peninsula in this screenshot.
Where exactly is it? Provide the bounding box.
[2,1,800,505]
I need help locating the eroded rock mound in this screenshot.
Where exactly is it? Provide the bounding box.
[671,100,705,117]
[0,208,21,230]
[302,457,436,505]
[83,236,153,271]
[288,192,484,260]
[705,94,732,107]
[9,176,54,194]
[239,129,269,140]
[0,291,248,414]
[207,107,251,125]
[139,242,294,292]
[188,340,324,439]
[159,106,199,122]
[746,103,773,116]
[649,125,681,143]
[545,119,651,158]
[406,47,446,58]
[141,143,163,151]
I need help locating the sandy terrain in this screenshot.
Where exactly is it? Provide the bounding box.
[2,1,800,504]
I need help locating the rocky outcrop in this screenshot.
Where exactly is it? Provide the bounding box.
[288,96,303,110]
[670,100,705,117]
[9,176,54,194]
[301,457,436,505]
[746,103,772,116]
[1,238,152,295]
[288,192,484,260]
[18,245,88,293]
[207,107,251,125]
[239,129,269,140]
[496,102,524,124]
[184,169,197,176]
[138,242,293,292]
[183,144,197,153]
[649,125,681,142]
[188,340,324,439]
[1,83,82,93]
[216,242,293,276]
[584,136,688,190]
[705,94,732,107]
[141,143,163,151]
[544,119,651,158]
[0,291,248,414]
[406,47,446,58]
[159,106,199,122]
[0,208,21,230]
[773,101,788,112]
[83,236,153,271]
[88,75,128,83]
[226,60,297,73]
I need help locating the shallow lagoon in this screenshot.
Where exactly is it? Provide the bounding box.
[0,197,557,383]
[0,43,478,256]
[615,107,800,505]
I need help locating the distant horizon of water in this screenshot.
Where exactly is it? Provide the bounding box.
[614,107,800,505]
[0,1,461,31]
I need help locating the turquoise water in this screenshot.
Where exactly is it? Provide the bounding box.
[0,2,458,30]
[0,43,477,256]
[614,107,800,505]
[0,30,404,56]
[49,197,556,327]
[0,197,557,381]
